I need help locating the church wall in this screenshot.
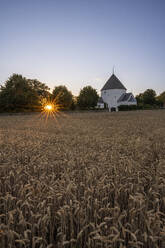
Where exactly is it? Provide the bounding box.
[101,89,126,109]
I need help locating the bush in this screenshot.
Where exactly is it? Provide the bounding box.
[118,104,161,111]
[118,105,138,111]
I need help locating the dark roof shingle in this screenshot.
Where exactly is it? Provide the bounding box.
[101,74,126,91]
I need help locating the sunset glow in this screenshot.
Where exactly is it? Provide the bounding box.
[44,104,53,111]
[40,98,62,122]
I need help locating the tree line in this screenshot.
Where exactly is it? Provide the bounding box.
[136,89,165,109]
[0,74,164,112]
[0,74,99,112]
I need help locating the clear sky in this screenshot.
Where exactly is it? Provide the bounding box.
[0,0,165,96]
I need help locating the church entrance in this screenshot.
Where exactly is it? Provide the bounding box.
[111,107,116,112]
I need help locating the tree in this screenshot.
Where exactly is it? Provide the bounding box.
[136,93,144,105]
[0,74,50,111]
[157,91,165,107]
[136,89,156,106]
[142,89,156,105]
[27,79,51,109]
[77,86,99,109]
[52,85,73,110]
[28,79,50,98]
[0,74,32,111]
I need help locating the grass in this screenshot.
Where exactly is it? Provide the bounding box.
[0,110,165,248]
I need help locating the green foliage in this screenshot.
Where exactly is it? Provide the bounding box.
[136,89,157,108]
[135,93,144,105]
[27,79,50,98]
[119,103,161,111]
[118,105,139,111]
[52,85,73,110]
[143,89,156,105]
[77,86,99,109]
[0,74,50,112]
[157,91,165,107]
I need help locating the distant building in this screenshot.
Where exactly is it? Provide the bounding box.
[97,97,105,109]
[97,73,137,111]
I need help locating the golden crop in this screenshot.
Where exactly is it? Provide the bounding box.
[0,110,165,248]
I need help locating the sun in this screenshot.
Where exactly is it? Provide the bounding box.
[44,104,53,111]
[40,93,68,123]
[40,98,62,122]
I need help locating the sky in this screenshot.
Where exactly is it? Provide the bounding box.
[0,0,165,96]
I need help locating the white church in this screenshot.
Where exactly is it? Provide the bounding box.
[97,73,137,111]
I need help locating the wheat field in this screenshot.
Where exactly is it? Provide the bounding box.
[0,110,165,248]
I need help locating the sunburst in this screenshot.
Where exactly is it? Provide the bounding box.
[40,98,61,122]
[39,92,70,126]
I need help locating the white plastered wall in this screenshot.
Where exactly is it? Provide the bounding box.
[101,89,126,110]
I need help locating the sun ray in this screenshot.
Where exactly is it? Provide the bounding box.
[39,97,65,128]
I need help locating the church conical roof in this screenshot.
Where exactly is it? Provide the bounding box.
[101,74,126,91]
